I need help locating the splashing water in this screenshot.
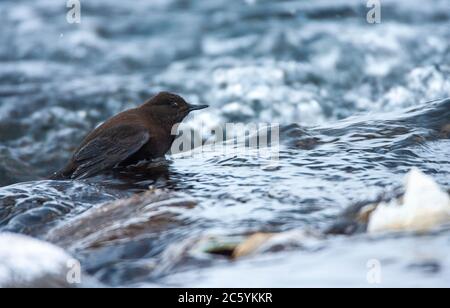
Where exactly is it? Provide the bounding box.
[0,0,449,287]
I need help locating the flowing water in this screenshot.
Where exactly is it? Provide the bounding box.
[0,0,449,287]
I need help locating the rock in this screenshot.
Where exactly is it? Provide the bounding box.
[182,230,319,260]
[0,233,98,288]
[196,236,243,257]
[232,233,274,258]
[233,230,318,258]
[46,189,197,250]
[368,168,450,233]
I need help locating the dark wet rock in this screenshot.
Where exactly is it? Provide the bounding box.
[161,230,321,262]
[0,233,100,288]
[325,200,383,235]
[46,189,196,250]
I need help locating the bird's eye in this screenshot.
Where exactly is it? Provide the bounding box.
[171,102,179,108]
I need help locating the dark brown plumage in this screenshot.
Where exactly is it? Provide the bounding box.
[52,92,208,179]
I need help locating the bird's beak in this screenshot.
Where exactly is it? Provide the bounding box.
[187,103,209,112]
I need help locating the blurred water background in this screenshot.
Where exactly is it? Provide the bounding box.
[0,0,449,287]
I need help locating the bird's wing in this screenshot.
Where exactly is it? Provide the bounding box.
[71,125,150,179]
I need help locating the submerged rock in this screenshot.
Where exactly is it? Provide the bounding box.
[177,230,320,261]
[46,189,197,250]
[0,233,98,288]
[232,230,319,258]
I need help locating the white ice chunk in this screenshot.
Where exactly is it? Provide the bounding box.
[368,168,450,233]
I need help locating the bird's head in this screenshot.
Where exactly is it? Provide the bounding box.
[141,92,209,125]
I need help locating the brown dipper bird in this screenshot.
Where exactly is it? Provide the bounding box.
[52,92,208,179]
